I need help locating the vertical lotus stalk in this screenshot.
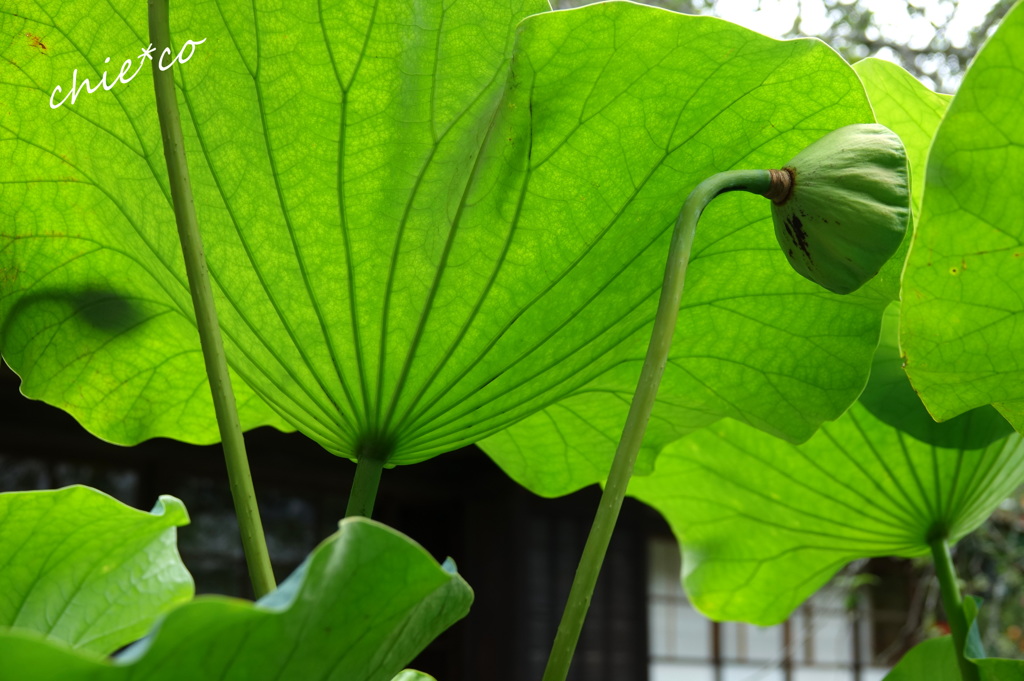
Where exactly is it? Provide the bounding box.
[345,437,389,518]
[148,0,276,597]
[542,123,910,681]
[931,536,981,681]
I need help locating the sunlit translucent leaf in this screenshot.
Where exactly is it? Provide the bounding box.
[0,518,472,681]
[478,17,903,496]
[853,58,951,216]
[0,0,538,451]
[480,54,945,498]
[901,2,1024,427]
[0,486,192,655]
[628,306,1024,625]
[837,61,1008,439]
[3,1,890,474]
[860,307,1012,448]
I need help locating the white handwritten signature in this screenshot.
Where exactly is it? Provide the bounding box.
[49,38,206,110]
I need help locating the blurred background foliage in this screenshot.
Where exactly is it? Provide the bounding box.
[551,0,1016,92]
[955,496,1024,658]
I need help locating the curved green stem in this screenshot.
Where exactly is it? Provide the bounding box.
[540,169,774,681]
[149,0,276,599]
[930,536,980,681]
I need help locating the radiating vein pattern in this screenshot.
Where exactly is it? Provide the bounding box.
[628,402,1024,625]
[482,50,950,502]
[3,0,892,466]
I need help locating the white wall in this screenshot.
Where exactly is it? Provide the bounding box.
[647,537,891,681]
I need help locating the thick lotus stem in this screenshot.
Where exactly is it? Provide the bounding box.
[149,0,276,598]
[543,124,911,681]
[541,169,774,681]
[345,443,388,518]
[930,536,981,681]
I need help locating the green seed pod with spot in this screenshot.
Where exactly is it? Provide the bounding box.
[766,124,910,295]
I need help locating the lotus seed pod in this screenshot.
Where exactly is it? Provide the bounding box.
[770,124,910,295]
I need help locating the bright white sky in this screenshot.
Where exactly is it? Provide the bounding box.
[707,0,1001,90]
[714,0,1000,47]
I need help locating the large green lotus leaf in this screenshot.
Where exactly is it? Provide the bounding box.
[0,486,192,655]
[861,306,1013,448]
[0,517,472,681]
[0,0,543,451]
[629,401,1024,625]
[849,61,960,442]
[901,1,1024,427]
[628,305,1024,624]
[3,1,888,467]
[477,24,906,494]
[847,69,988,446]
[480,55,946,499]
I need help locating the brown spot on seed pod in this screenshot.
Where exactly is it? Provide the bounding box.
[785,214,811,261]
